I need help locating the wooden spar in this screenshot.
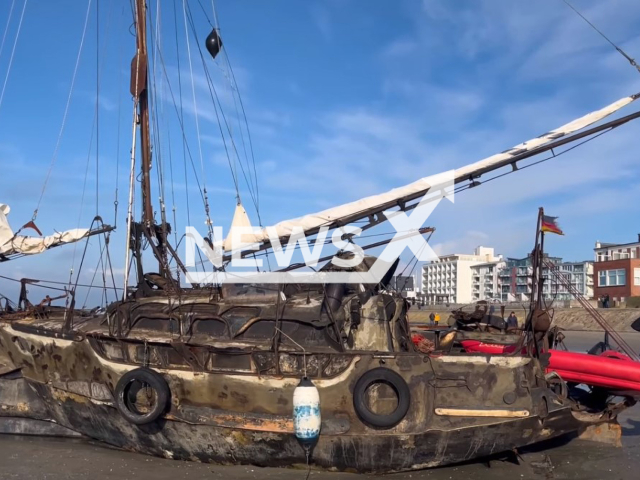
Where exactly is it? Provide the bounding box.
[132,0,153,225]
[221,108,640,264]
[276,227,435,272]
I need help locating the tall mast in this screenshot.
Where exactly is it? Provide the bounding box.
[133,0,153,224]
[124,0,161,297]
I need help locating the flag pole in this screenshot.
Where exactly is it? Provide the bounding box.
[529,207,543,311]
[524,207,544,357]
[538,207,546,311]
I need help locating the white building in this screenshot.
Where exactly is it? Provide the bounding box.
[421,246,502,304]
[498,256,594,302]
[470,260,506,302]
[551,261,595,300]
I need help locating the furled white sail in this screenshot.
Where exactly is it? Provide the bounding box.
[248,92,639,245]
[223,202,254,251]
[0,204,89,257]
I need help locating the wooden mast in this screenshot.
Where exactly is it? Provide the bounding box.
[133,0,153,225]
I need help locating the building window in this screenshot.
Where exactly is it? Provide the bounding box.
[599,269,626,287]
[635,268,640,286]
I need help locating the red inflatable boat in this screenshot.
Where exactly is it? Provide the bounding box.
[461,340,640,393]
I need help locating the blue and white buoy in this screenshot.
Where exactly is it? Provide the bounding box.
[293,376,321,450]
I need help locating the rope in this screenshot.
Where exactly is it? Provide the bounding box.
[81,240,107,308]
[0,0,27,116]
[95,0,100,216]
[184,3,260,212]
[0,274,123,291]
[172,0,201,274]
[0,0,17,65]
[208,0,261,219]
[152,0,174,274]
[223,47,261,218]
[181,0,216,233]
[453,128,612,196]
[114,4,126,228]
[32,0,93,221]
[154,42,209,222]
[562,0,640,74]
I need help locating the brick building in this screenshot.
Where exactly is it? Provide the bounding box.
[593,235,640,302]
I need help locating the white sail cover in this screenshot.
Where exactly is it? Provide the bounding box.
[249,92,638,244]
[223,202,254,251]
[0,204,89,257]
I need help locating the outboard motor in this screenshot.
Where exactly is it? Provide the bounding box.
[205,29,223,59]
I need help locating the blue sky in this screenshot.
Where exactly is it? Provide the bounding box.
[1,0,639,304]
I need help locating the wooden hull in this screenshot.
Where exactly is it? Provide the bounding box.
[0,322,608,472]
[0,376,590,472]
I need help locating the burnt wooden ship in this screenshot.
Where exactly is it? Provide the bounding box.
[1,0,640,473]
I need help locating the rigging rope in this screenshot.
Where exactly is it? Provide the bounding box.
[562,0,640,74]
[0,0,27,116]
[95,0,100,216]
[184,3,260,212]
[208,0,262,220]
[0,274,123,291]
[453,128,612,196]
[0,0,17,65]
[149,0,173,275]
[113,4,126,229]
[208,0,266,266]
[149,0,168,228]
[32,0,93,221]
[172,0,201,274]
[181,0,216,236]
[222,47,261,218]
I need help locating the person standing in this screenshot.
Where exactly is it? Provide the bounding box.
[429,312,435,326]
[434,312,441,326]
[507,311,518,331]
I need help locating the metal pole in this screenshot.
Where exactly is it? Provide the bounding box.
[122,104,138,300]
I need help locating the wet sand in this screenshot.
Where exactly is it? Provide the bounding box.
[0,331,638,479]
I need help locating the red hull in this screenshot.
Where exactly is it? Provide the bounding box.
[460,340,640,393]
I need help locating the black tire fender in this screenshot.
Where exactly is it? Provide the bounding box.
[353,367,410,429]
[114,367,170,425]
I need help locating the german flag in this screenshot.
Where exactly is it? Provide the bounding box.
[541,215,563,235]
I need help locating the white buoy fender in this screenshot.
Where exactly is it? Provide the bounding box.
[293,377,321,446]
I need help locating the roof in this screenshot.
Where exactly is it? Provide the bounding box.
[470,260,503,268]
[595,241,640,251]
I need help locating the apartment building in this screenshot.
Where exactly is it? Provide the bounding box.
[422,246,502,304]
[594,235,640,302]
[470,260,506,302]
[499,255,594,302]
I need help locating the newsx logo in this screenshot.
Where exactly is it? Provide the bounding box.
[184,170,454,284]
